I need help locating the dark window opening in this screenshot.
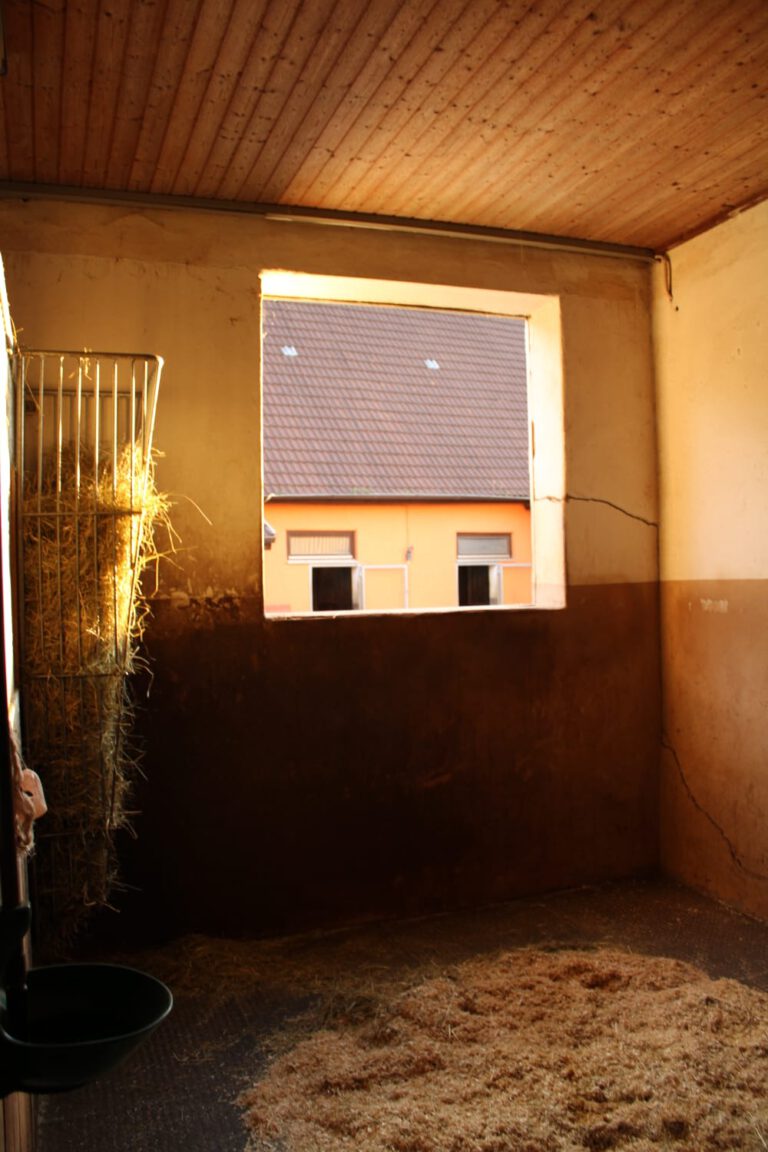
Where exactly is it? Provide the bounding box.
[312,566,354,611]
[458,565,491,606]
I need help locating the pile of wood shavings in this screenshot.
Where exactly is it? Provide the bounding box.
[241,947,768,1152]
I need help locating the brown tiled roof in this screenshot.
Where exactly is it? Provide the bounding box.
[262,300,530,501]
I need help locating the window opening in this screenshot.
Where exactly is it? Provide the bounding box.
[456,533,511,606]
[459,565,496,606]
[260,272,565,616]
[312,566,355,611]
[457,533,511,560]
[288,531,354,563]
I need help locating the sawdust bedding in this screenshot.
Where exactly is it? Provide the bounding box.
[240,947,768,1152]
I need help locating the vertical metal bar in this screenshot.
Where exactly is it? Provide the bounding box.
[30,357,51,773]
[112,357,138,818]
[130,358,136,516]
[13,353,26,692]
[109,357,124,825]
[111,360,119,664]
[54,356,66,667]
[91,358,109,831]
[137,359,149,558]
[74,355,84,671]
[34,357,46,669]
[126,362,137,651]
[111,358,118,497]
[93,358,101,474]
[93,358,102,649]
[141,359,149,466]
[123,358,157,646]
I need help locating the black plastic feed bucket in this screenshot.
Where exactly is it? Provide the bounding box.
[0,962,173,1095]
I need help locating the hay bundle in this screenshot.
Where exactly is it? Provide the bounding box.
[20,444,167,950]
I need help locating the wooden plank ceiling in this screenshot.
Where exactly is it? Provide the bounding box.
[0,0,767,251]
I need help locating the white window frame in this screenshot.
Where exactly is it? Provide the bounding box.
[456,534,531,607]
[456,533,512,562]
[288,530,355,564]
[456,561,502,606]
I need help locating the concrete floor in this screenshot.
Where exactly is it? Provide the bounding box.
[35,879,768,1152]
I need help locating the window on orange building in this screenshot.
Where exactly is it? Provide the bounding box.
[457,534,512,606]
[287,531,360,612]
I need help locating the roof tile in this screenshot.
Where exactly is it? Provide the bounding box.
[263,300,530,500]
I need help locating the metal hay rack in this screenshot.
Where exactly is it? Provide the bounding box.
[13,349,163,949]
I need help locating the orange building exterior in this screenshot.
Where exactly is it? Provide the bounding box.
[263,500,531,614]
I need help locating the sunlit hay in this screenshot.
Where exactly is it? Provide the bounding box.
[241,947,768,1152]
[21,445,170,953]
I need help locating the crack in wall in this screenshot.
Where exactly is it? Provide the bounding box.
[567,494,659,529]
[662,734,768,884]
[539,493,659,530]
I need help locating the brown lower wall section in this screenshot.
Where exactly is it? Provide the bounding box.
[661,579,768,921]
[103,583,660,942]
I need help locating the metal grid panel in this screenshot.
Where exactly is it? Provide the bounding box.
[13,349,162,948]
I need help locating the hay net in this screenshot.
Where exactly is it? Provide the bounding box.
[13,349,164,953]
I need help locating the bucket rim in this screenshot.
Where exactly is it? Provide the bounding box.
[1,961,173,1049]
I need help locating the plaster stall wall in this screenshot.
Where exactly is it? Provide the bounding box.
[654,199,768,922]
[0,200,658,939]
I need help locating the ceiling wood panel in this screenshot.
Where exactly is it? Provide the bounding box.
[230,0,426,202]
[541,11,768,244]
[277,0,447,205]
[57,1,98,185]
[2,1,32,182]
[80,0,133,187]
[31,0,64,184]
[222,0,353,202]
[104,0,168,189]
[295,0,494,209]
[149,0,237,194]
[191,0,296,197]
[334,0,613,215]
[0,0,766,250]
[512,2,768,232]
[249,0,402,205]
[440,0,690,223]
[127,0,204,191]
[169,0,269,198]
[382,0,730,227]
[206,0,308,200]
